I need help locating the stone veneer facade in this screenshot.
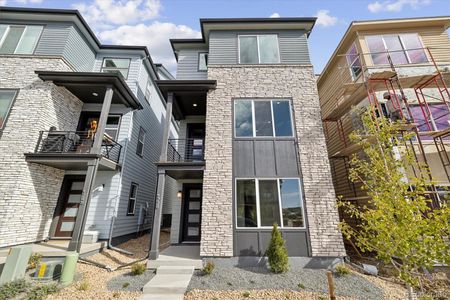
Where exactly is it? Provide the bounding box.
[0,56,83,247]
[201,65,346,257]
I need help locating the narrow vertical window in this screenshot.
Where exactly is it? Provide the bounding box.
[127,183,138,215]
[198,53,208,71]
[234,100,253,137]
[258,35,280,63]
[0,90,18,130]
[136,127,145,157]
[346,43,362,79]
[258,180,281,226]
[239,36,258,64]
[254,101,273,136]
[279,179,304,227]
[236,179,257,227]
[272,100,293,136]
[145,79,153,104]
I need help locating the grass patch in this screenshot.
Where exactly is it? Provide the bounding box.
[334,263,351,277]
[131,263,146,276]
[0,280,30,299]
[242,291,250,298]
[122,282,130,288]
[0,280,58,300]
[76,281,89,291]
[297,283,305,289]
[27,283,58,300]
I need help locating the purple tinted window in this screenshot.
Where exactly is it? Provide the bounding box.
[346,43,362,79]
[401,34,428,63]
[384,35,408,64]
[410,104,450,133]
[366,36,389,65]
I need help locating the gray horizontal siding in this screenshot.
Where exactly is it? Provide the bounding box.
[208,30,311,65]
[63,26,96,71]
[34,23,71,56]
[176,49,207,80]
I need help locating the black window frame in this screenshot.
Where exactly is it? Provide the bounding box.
[100,57,131,79]
[136,126,146,157]
[127,182,139,216]
[0,89,19,130]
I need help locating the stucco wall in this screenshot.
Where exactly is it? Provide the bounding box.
[202,64,346,257]
[0,56,83,247]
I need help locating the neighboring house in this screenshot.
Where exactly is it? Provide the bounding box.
[155,63,176,80]
[0,7,177,250]
[317,17,450,226]
[149,17,346,259]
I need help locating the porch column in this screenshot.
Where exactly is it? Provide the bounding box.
[149,169,166,259]
[68,86,113,252]
[149,92,173,259]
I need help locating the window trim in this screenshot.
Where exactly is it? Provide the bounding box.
[0,24,44,55]
[104,114,122,141]
[0,89,19,130]
[238,34,281,64]
[136,126,146,157]
[100,57,131,80]
[346,43,362,81]
[235,177,306,229]
[234,98,295,138]
[127,182,139,216]
[198,52,208,71]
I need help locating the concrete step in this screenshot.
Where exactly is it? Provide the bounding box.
[138,294,184,300]
[142,274,192,294]
[147,259,203,269]
[156,266,194,275]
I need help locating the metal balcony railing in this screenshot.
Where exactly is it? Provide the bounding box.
[35,131,122,163]
[167,138,205,162]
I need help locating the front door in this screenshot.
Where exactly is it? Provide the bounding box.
[186,123,205,161]
[182,184,202,242]
[54,176,85,237]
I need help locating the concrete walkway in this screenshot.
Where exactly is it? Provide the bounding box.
[140,245,202,300]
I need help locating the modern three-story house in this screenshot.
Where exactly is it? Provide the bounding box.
[0,7,177,250]
[149,18,346,259]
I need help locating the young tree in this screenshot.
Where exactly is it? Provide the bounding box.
[267,223,289,273]
[338,110,450,291]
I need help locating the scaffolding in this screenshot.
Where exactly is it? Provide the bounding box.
[323,47,450,209]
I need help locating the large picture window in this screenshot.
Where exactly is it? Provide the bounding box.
[239,35,280,64]
[0,24,43,55]
[234,99,293,137]
[101,58,131,79]
[365,33,427,66]
[0,90,18,130]
[236,178,304,228]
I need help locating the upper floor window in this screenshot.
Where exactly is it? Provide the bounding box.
[365,33,427,66]
[136,126,146,157]
[236,178,304,228]
[127,182,139,215]
[104,115,121,140]
[145,79,153,104]
[0,24,43,55]
[346,43,362,80]
[238,35,280,64]
[234,99,293,137]
[101,58,131,79]
[0,89,18,130]
[198,52,208,71]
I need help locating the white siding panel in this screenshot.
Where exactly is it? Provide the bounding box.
[176,49,208,80]
[34,23,71,56]
[63,26,96,71]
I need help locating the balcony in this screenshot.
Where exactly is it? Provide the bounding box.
[25,131,122,171]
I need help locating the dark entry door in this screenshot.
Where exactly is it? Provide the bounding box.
[186,123,205,161]
[54,176,85,237]
[182,184,202,242]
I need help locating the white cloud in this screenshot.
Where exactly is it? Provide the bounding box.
[73,0,161,28]
[14,0,43,3]
[99,22,201,73]
[314,10,338,27]
[270,12,280,18]
[0,0,7,5]
[368,0,431,13]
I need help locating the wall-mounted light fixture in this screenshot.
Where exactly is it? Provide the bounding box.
[177,191,182,198]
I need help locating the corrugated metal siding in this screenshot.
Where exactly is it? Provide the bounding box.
[176,49,208,80]
[34,23,71,56]
[208,30,311,65]
[63,26,96,71]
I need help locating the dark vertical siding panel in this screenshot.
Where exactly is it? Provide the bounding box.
[274,140,300,176]
[176,49,208,80]
[233,140,255,177]
[34,23,71,56]
[254,140,276,177]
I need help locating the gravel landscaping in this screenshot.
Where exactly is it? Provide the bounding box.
[187,260,393,300]
[107,270,155,292]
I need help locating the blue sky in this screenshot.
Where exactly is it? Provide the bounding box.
[2,0,449,74]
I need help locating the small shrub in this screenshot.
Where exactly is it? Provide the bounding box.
[266,223,289,273]
[318,297,327,300]
[419,296,433,300]
[77,281,89,291]
[27,284,59,300]
[28,253,43,270]
[122,282,130,288]
[249,280,255,284]
[131,263,146,276]
[242,291,250,298]
[0,280,30,299]
[297,283,305,289]
[227,282,232,286]
[202,261,215,276]
[112,291,120,298]
[334,264,350,277]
